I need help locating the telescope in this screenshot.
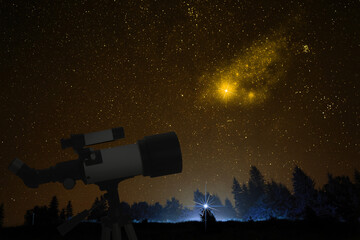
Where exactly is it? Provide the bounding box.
[8,127,182,240]
[9,127,182,189]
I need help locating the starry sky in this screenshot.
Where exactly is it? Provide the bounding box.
[1,0,359,227]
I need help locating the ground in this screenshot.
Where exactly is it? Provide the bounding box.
[1,220,359,240]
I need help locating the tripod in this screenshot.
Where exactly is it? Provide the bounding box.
[97,179,137,240]
[57,178,137,240]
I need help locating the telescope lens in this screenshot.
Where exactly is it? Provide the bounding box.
[137,132,182,177]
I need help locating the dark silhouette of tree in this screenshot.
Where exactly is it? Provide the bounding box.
[163,197,183,222]
[265,181,293,218]
[210,194,222,206]
[119,201,131,219]
[292,166,317,218]
[312,188,336,220]
[147,202,163,221]
[355,169,360,198]
[24,205,50,226]
[248,166,266,204]
[241,166,267,220]
[131,201,149,221]
[59,208,66,223]
[238,183,252,219]
[0,203,4,228]
[232,178,241,218]
[247,180,293,220]
[355,169,360,185]
[232,178,252,218]
[24,208,34,226]
[229,165,360,222]
[232,168,266,220]
[200,208,216,223]
[355,169,360,219]
[66,200,73,219]
[48,196,59,224]
[324,174,358,222]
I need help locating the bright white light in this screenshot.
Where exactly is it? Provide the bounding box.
[185,183,224,222]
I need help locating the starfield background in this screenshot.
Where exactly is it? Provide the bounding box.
[0,0,359,239]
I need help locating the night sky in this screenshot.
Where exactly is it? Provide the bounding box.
[1,0,359,227]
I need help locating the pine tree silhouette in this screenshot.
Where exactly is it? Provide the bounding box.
[265,181,292,218]
[232,167,267,220]
[231,178,241,218]
[119,201,131,219]
[131,201,149,221]
[24,209,32,226]
[48,196,59,224]
[24,205,50,226]
[355,169,360,187]
[66,201,73,219]
[248,166,266,204]
[163,197,183,222]
[292,166,317,218]
[59,208,66,222]
[148,202,163,222]
[324,174,358,222]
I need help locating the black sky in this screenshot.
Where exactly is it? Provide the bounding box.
[0,0,359,227]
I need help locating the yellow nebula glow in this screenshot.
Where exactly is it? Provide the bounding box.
[198,34,289,106]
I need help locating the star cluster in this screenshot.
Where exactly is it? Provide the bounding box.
[0,0,359,227]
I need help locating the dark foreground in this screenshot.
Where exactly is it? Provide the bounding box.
[1,220,359,240]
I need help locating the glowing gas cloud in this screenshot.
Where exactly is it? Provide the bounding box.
[199,35,289,106]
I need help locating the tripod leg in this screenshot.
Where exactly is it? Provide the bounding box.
[101,223,111,240]
[124,223,138,240]
[112,223,122,240]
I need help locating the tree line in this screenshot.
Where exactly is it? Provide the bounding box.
[232,166,360,222]
[18,191,234,225]
[23,198,73,226]
[0,165,358,227]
